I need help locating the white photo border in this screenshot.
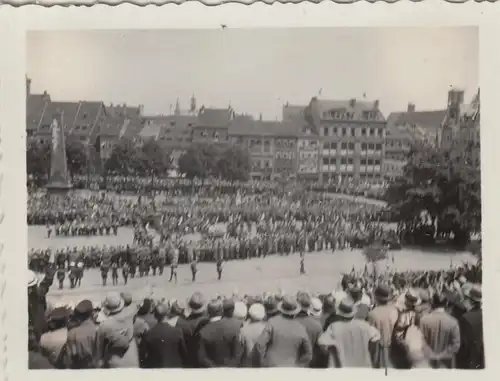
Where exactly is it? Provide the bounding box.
[1,2,500,381]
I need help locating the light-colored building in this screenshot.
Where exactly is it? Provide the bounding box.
[304,97,386,182]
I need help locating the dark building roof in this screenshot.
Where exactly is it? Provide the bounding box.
[106,104,142,120]
[197,107,234,127]
[283,105,306,121]
[228,116,301,138]
[307,97,385,122]
[38,101,80,134]
[26,93,50,131]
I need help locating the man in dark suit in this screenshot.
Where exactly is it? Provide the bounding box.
[456,285,484,369]
[139,303,188,368]
[198,299,243,367]
[185,292,209,368]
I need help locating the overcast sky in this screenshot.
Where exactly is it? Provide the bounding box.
[27,28,478,120]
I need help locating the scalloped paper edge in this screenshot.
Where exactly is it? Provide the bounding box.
[0,0,497,8]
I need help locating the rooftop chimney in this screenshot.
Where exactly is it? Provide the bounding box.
[26,77,31,98]
[374,100,379,109]
[407,103,416,113]
[349,98,356,108]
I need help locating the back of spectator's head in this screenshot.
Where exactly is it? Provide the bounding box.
[207,299,223,318]
[432,291,448,309]
[154,303,170,322]
[120,292,133,307]
[137,298,153,316]
[233,301,248,320]
[223,298,235,318]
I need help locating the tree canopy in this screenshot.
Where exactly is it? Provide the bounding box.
[178,142,251,181]
[104,138,171,177]
[385,143,481,246]
[26,139,88,181]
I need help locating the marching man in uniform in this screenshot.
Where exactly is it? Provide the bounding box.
[101,250,111,287]
[122,261,130,285]
[56,264,66,290]
[169,245,179,284]
[111,261,119,286]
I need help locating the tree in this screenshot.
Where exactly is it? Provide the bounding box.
[215,145,251,181]
[66,140,88,179]
[104,138,141,176]
[137,139,171,177]
[363,242,388,279]
[386,143,481,247]
[26,140,51,181]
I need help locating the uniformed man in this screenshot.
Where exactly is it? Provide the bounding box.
[56,264,66,290]
[122,261,130,285]
[111,261,119,286]
[169,247,179,283]
[101,251,110,286]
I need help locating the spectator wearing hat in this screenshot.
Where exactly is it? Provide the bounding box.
[367,284,398,368]
[419,292,460,369]
[263,295,279,320]
[134,298,154,346]
[40,307,69,368]
[233,301,248,322]
[96,292,139,368]
[321,294,338,331]
[240,303,266,367]
[415,289,432,326]
[28,257,56,342]
[348,285,370,321]
[319,297,380,368]
[295,292,323,367]
[456,284,484,369]
[185,292,209,368]
[65,299,99,369]
[139,303,188,368]
[198,299,243,367]
[254,295,312,367]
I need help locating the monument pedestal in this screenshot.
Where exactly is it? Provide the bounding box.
[46,181,73,196]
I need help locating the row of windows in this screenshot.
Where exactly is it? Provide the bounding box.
[322,158,382,166]
[321,111,379,121]
[323,126,384,138]
[276,152,295,159]
[323,142,383,150]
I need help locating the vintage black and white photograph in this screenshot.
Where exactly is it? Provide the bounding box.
[25,27,482,370]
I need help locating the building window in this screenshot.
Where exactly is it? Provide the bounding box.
[340,158,347,165]
[361,158,367,165]
[368,143,375,150]
[361,143,367,150]
[375,143,382,151]
[330,142,337,150]
[367,159,374,165]
[341,142,347,150]
[374,159,381,166]
[347,157,354,165]
[351,128,356,137]
[348,143,355,150]
[333,127,338,135]
[361,128,366,136]
[378,128,383,137]
[369,128,374,136]
[323,158,329,166]
[342,128,346,136]
[323,127,328,136]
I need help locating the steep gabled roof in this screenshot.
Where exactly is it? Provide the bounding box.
[283,105,306,121]
[197,107,233,127]
[311,98,385,122]
[228,116,301,138]
[38,101,80,134]
[26,93,50,131]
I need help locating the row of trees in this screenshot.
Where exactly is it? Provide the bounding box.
[26,138,252,183]
[385,143,481,248]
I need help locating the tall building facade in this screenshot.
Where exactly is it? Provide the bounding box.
[304,97,386,183]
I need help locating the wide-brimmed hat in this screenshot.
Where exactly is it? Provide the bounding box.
[207,299,223,318]
[309,297,323,317]
[374,284,392,302]
[464,284,482,303]
[27,270,38,288]
[188,292,207,314]
[233,301,248,319]
[248,303,266,321]
[102,292,124,315]
[336,298,356,319]
[264,296,278,314]
[74,299,94,317]
[277,295,301,316]
[120,292,133,307]
[48,307,70,323]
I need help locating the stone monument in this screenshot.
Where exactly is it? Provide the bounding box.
[46,110,73,195]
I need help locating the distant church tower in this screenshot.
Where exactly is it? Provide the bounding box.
[174,98,181,116]
[190,94,197,114]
